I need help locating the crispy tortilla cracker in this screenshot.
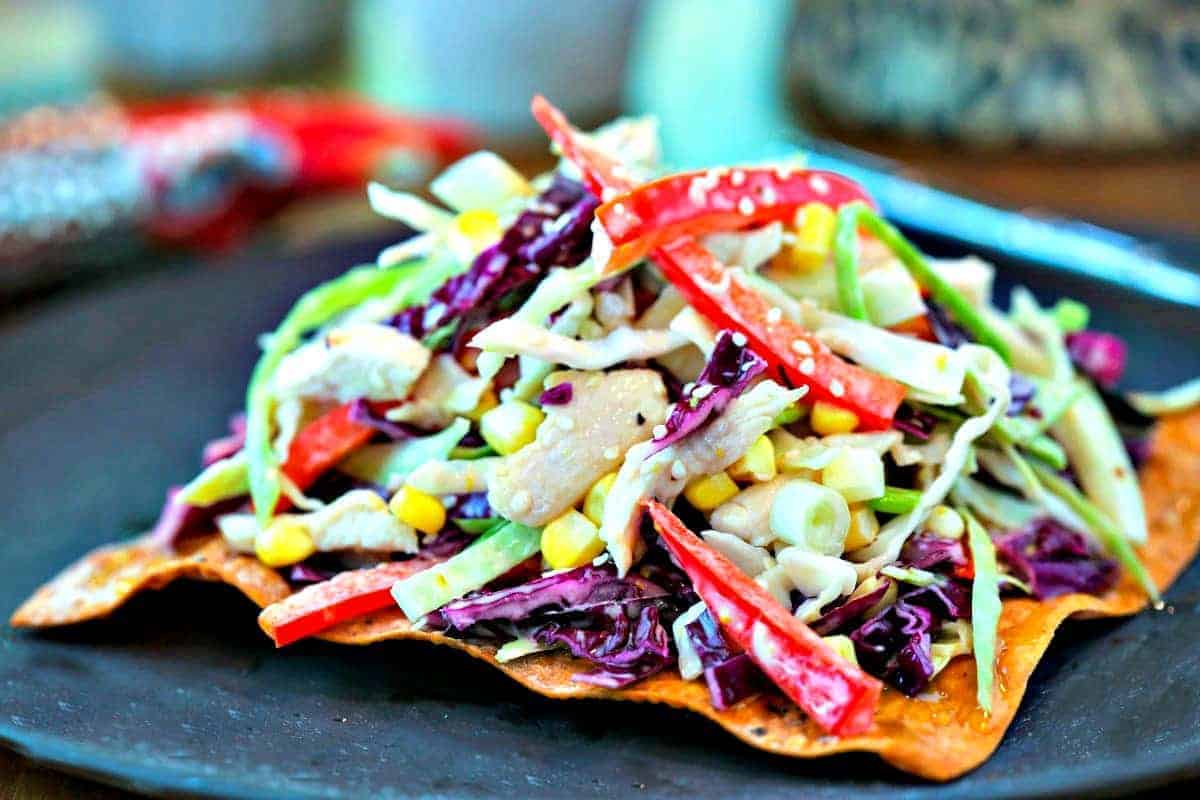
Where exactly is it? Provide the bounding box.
[12,411,1200,779]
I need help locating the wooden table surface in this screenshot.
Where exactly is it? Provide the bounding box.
[3,140,1197,798]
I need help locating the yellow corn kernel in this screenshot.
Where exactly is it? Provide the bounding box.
[479,400,544,455]
[926,505,965,540]
[465,387,498,423]
[727,435,777,483]
[446,209,502,261]
[823,634,859,666]
[683,472,740,512]
[779,202,836,273]
[389,486,447,535]
[583,472,617,526]
[541,509,606,569]
[844,504,880,551]
[811,401,859,435]
[254,518,315,567]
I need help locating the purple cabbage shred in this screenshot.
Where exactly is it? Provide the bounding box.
[1066,330,1127,388]
[201,412,246,466]
[347,398,423,441]
[648,330,766,455]
[994,517,1119,600]
[538,382,573,406]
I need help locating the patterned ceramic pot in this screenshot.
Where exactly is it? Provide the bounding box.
[790,0,1200,148]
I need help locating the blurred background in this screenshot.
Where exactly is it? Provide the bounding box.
[1,0,1198,308]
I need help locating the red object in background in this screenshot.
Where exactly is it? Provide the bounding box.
[127,93,478,249]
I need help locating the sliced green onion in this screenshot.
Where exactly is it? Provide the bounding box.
[880,564,944,588]
[449,444,498,460]
[452,517,506,535]
[245,263,419,527]
[421,320,459,351]
[1032,463,1161,607]
[852,207,1010,362]
[868,486,922,515]
[832,202,871,320]
[962,508,1001,714]
[1052,298,1090,333]
[772,404,804,427]
[769,479,850,556]
[992,417,1068,470]
[390,521,542,619]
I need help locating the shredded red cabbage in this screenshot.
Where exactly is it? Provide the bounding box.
[392,175,596,343]
[1066,330,1127,388]
[893,404,937,441]
[288,563,334,585]
[147,488,243,550]
[1008,373,1037,416]
[648,330,767,455]
[810,581,892,636]
[849,581,971,695]
[534,604,673,689]
[201,412,246,466]
[431,564,667,630]
[927,300,972,349]
[994,518,1118,600]
[901,532,968,572]
[683,607,765,709]
[538,382,573,406]
[445,492,492,520]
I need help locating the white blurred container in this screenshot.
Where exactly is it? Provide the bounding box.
[351,0,639,142]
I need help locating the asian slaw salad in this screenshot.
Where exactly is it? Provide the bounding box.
[156,96,1193,737]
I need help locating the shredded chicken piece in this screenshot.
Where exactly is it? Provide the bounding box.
[406,457,499,496]
[776,547,858,622]
[273,322,430,403]
[470,318,686,371]
[600,380,805,575]
[709,477,790,546]
[489,369,668,526]
[701,530,774,577]
[218,491,417,554]
[387,354,479,430]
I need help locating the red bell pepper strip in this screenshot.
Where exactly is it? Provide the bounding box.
[645,500,881,736]
[531,96,905,430]
[274,400,398,512]
[595,167,874,274]
[259,555,446,647]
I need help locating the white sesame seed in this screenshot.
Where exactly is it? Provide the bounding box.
[670,459,687,480]
[653,424,668,440]
[810,175,830,195]
[774,165,793,180]
[731,331,748,347]
[688,179,706,206]
[737,197,755,216]
[601,187,618,201]
[791,338,812,355]
[693,383,716,400]
[830,379,845,397]
[603,446,619,460]
[799,357,816,375]
[767,307,783,325]
[613,202,627,215]
[731,169,746,187]
[759,185,777,205]
[682,382,696,394]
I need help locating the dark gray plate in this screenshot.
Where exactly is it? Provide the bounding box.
[2,231,1199,799]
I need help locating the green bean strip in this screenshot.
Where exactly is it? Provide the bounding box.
[852,207,1011,363]
[868,486,922,515]
[246,263,420,527]
[832,202,871,320]
[1032,463,1161,607]
[961,508,1001,714]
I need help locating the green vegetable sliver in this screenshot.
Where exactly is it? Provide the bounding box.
[868,486,922,515]
[832,202,871,320]
[1032,463,1161,607]
[853,208,1011,363]
[390,521,542,619]
[245,262,421,527]
[961,508,1001,714]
